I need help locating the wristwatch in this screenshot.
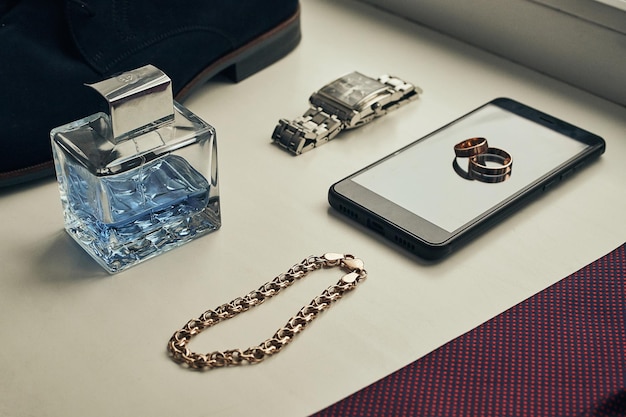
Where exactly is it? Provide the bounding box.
[271,71,422,155]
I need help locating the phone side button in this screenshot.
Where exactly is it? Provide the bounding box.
[543,179,558,191]
[561,169,574,181]
[575,160,588,171]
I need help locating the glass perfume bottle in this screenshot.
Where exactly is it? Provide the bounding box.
[51,65,220,273]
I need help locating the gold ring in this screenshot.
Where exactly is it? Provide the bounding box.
[469,168,512,183]
[454,137,489,157]
[469,147,513,176]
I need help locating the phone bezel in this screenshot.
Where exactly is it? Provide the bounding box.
[328,98,606,260]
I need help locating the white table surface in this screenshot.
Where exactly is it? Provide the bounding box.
[1,1,624,416]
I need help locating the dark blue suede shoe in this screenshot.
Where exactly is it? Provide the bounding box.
[0,0,300,187]
[0,0,18,16]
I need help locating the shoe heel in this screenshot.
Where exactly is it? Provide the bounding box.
[223,11,301,82]
[175,7,301,101]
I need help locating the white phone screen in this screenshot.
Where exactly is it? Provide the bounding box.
[352,104,588,233]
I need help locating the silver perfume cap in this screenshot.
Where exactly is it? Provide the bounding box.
[87,64,174,143]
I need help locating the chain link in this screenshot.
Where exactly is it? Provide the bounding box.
[167,253,367,370]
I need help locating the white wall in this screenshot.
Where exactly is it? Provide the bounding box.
[359,0,626,106]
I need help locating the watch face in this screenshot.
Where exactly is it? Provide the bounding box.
[319,72,387,108]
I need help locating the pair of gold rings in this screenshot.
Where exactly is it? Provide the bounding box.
[453,137,513,183]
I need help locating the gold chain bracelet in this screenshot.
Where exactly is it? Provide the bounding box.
[167,253,367,370]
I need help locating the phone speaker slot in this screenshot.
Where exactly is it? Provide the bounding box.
[394,235,416,252]
[338,204,359,220]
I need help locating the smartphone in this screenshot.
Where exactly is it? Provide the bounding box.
[328,98,606,260]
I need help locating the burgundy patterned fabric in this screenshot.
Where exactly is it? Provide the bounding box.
[313,244,626,417]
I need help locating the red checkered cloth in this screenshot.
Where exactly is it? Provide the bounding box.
[313,243,626,417]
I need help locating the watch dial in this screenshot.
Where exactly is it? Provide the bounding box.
[320,72,386,107]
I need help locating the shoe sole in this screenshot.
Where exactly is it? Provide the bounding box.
[0,4,302,188]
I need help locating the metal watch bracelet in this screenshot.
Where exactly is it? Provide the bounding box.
[272,73,421,155]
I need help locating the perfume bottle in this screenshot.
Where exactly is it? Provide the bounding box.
[51,65,220,273]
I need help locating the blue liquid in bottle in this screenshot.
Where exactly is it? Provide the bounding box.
[51,65,220,273]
